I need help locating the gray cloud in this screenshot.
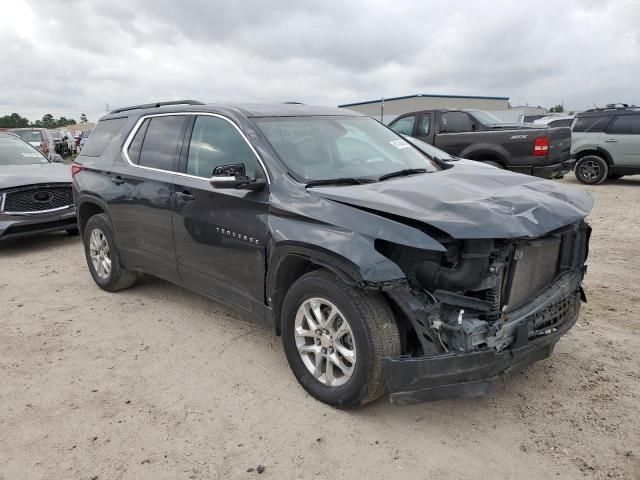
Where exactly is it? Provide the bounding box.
[1,0,638,122]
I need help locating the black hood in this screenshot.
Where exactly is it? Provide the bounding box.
[307,160,593,239]
[0,163,71,190]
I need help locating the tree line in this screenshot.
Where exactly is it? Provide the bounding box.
[0,112,89,129]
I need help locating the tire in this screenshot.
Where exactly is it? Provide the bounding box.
[83,214,137,292]
[281,270,400,408]
[575,155,608,185]
[482,160,503,169]
[66,228,79,236]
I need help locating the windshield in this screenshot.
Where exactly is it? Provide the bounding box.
[402,135,455,160]
[11,130,44,143]
[468,110,505,125]
[253,116,439,182]
[0,136,50,165]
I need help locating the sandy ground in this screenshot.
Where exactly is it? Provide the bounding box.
[1,175,639,480]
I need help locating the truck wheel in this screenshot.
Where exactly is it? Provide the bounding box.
[83,214,137,292]
[575,155,608,185]
[281,270,400,408]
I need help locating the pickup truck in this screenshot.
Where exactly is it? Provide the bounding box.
[388,109,574,179]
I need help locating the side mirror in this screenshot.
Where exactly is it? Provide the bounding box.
[209,163,266,191]
[50,154,64,163]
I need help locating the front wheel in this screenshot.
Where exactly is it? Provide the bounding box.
[281,270,400,408]
[575,155,608,184]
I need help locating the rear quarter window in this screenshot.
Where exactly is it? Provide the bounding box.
[572,116,611,133]
[81,118,128,157]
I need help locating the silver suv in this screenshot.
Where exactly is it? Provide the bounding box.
[572,105,640,184]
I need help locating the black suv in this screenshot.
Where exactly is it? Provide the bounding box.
[72,100,593,407]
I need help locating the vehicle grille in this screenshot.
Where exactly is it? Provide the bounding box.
[2,185,73,214]
[505,238,561,311]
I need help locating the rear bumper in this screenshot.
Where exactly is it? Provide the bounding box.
[532,158,576,179]
[0,207,77,241]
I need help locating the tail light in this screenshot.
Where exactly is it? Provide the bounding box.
[533,136,549,157]
[71,163,83,176]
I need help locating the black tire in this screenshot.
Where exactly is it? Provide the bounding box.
[482,160,503,169]
[66,228,79,236]
[575,155,608,185]
[281,269,400,408]
[83,213,137,292]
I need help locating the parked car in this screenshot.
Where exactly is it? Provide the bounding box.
[49,129,69,156]
[78,129,92,151]
[572,105,640,184]
[0,132,77,241]
[388,109,574,179]
[73,100,592,407]
[533,115,575,128]
[8,128,56,159]
[58,129,76,155]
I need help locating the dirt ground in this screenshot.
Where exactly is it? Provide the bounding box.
[1,175,638,480]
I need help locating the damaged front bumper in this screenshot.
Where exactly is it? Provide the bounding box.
[383,271,582,405]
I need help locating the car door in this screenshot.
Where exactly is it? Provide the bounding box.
[172,113,269,315]
[601,114,640,166]
[108,114,189,282]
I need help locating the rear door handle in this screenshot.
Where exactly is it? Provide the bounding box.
[604,138,618,142]
[111,175,125,185]
[175,190,195,201]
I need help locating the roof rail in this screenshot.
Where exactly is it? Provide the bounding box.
[110,100,205,114]
[584,103,638,112]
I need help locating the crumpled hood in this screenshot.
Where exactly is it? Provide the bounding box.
[0,163,71,190]
[307,160,593,239]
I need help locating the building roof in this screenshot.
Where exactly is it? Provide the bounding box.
[338,93,510,108]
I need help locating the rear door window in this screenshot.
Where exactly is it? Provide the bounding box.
[136,115,188,171]
[440,112,473,133]
[389,115,416,135]
[605,115,640,134]
[82,117,128,157]
[417,114,431,135]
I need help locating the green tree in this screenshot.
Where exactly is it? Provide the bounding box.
[0,113,30,128]
[549,104,564,113]
[40,113,56,128]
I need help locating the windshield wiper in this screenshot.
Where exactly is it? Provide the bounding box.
[377,168,427,181]
[305,177,375,187]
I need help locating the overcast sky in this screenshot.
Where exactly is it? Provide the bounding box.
[1,0,638,122]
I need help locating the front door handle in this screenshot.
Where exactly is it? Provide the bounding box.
[175,190,195,201]
[604,138,618,142]
[111,175,125,185]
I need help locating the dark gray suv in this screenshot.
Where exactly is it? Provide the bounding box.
[72,100,593,407]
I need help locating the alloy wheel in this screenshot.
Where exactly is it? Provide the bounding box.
[578,159,602,181]
[88,228,112,279]
[294,297,356,387]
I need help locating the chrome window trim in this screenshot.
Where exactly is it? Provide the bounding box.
[121,112,271,184]
[0,193,5,211]
[2,204,74,216]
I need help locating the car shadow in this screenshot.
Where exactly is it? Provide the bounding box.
[0,232,81,256]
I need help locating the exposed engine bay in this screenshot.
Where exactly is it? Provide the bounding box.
[377,220,590,358]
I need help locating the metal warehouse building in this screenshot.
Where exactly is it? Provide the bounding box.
[338,94,510,123]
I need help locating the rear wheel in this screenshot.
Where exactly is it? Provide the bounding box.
[281,270,400,408]
[575,155,608,184]
[83,214,137,292]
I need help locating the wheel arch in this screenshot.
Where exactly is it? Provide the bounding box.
[267,246,367,335]
[76,195,109,237]
[460,146,508,166]
[575,147,614,166]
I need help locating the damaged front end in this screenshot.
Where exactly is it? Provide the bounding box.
[378,220,591,405]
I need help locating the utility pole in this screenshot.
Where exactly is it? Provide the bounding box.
[380,97,384,123]
[105,103,111,113]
